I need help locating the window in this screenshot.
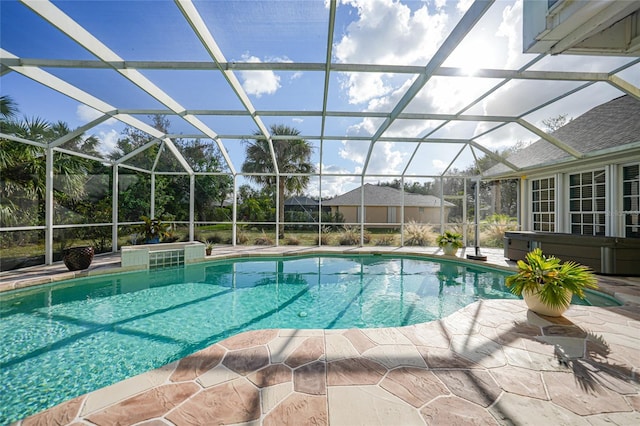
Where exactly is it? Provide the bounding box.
[531,177,555,232]
[387,206,396,223]
[623,164,640,238]
[568,169,606,236]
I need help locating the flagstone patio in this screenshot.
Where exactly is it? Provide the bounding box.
[5,246,640,425]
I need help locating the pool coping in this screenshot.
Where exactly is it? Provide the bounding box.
[5,246,640,425]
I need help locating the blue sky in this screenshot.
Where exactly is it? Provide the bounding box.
[1,0,639,196]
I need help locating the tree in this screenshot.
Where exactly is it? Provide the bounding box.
[542,114,571,132]
[241,124,314,238]
[113,115,233,223]
[1,99,99,227]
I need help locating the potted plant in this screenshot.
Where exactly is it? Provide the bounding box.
[62,245,94,271]
[436,230,464,256]
[139,216,170,244]
[506,248,598,317]
[204,240,214,256]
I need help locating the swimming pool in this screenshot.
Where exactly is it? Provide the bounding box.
[0,254,619,423]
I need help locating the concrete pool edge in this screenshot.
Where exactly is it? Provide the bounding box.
[15,298,640,425]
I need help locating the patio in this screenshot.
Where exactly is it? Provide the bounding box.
[5,247,640,425]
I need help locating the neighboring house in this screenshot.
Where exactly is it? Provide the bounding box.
[284,196,330,222]
[485,95,640,239]
[323,184,454,227]
[284,196,330,213]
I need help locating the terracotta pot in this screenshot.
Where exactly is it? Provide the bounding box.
[523,289,572,317]
[63,246,94,271]
[441,243,459,256]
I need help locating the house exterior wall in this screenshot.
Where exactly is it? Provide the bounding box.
[521,156,640,238]
[331,206,450,226]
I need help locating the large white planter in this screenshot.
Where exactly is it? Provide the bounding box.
[441,243,459,256]
[523,289,572,317]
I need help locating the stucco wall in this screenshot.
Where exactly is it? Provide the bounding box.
[332,206,450,225]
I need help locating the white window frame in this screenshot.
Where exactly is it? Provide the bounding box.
[621,162,640,238]
[530,175,557,232]
[566,167,608,236]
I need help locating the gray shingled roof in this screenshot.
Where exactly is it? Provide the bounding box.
[485,95,640,177]
[285,196,319,206]
[323,184,454,207]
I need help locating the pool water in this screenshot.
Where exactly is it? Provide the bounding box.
[0,254,618,424]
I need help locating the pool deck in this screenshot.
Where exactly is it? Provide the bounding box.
[4,246,640,425]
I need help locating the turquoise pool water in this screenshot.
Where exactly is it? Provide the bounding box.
[0,254,619,424]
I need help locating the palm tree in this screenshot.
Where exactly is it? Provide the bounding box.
[0,98,99,226]
[242,124,314,239]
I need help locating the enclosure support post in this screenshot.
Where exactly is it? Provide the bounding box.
[189,174,195,242]
[467,178,487,261]
[276,175,280,247]
[463,177,468,246]
[360,176,365,246]
[232,175,237,246]
[318,172,323,246]
[150,173,155,219]
[45,146,54,265]
[400,176,405,246]
[112,165,119,252]
[439,177,445,234]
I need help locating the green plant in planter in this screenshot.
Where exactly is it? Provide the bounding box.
[139,216,171,244]
[204,240,214,255]
[436,230,464,255]
[506,248,598,316]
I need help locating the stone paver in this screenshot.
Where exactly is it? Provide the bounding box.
[11,247,640,425]
[20,298,639,425]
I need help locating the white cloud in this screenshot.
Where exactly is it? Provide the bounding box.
[432,159,447,172]
[456,0,474,13]
[339,139,369,164]
[337,137,408,176]
[307,164,359,197]
[76,104,116,125]
[335,0,449,104]
[238,54,281,97]
[366,142,406,174]
[434,0,447,10]
[496,0,523,69]
[292,118,304,123]
[96,129,119,156]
